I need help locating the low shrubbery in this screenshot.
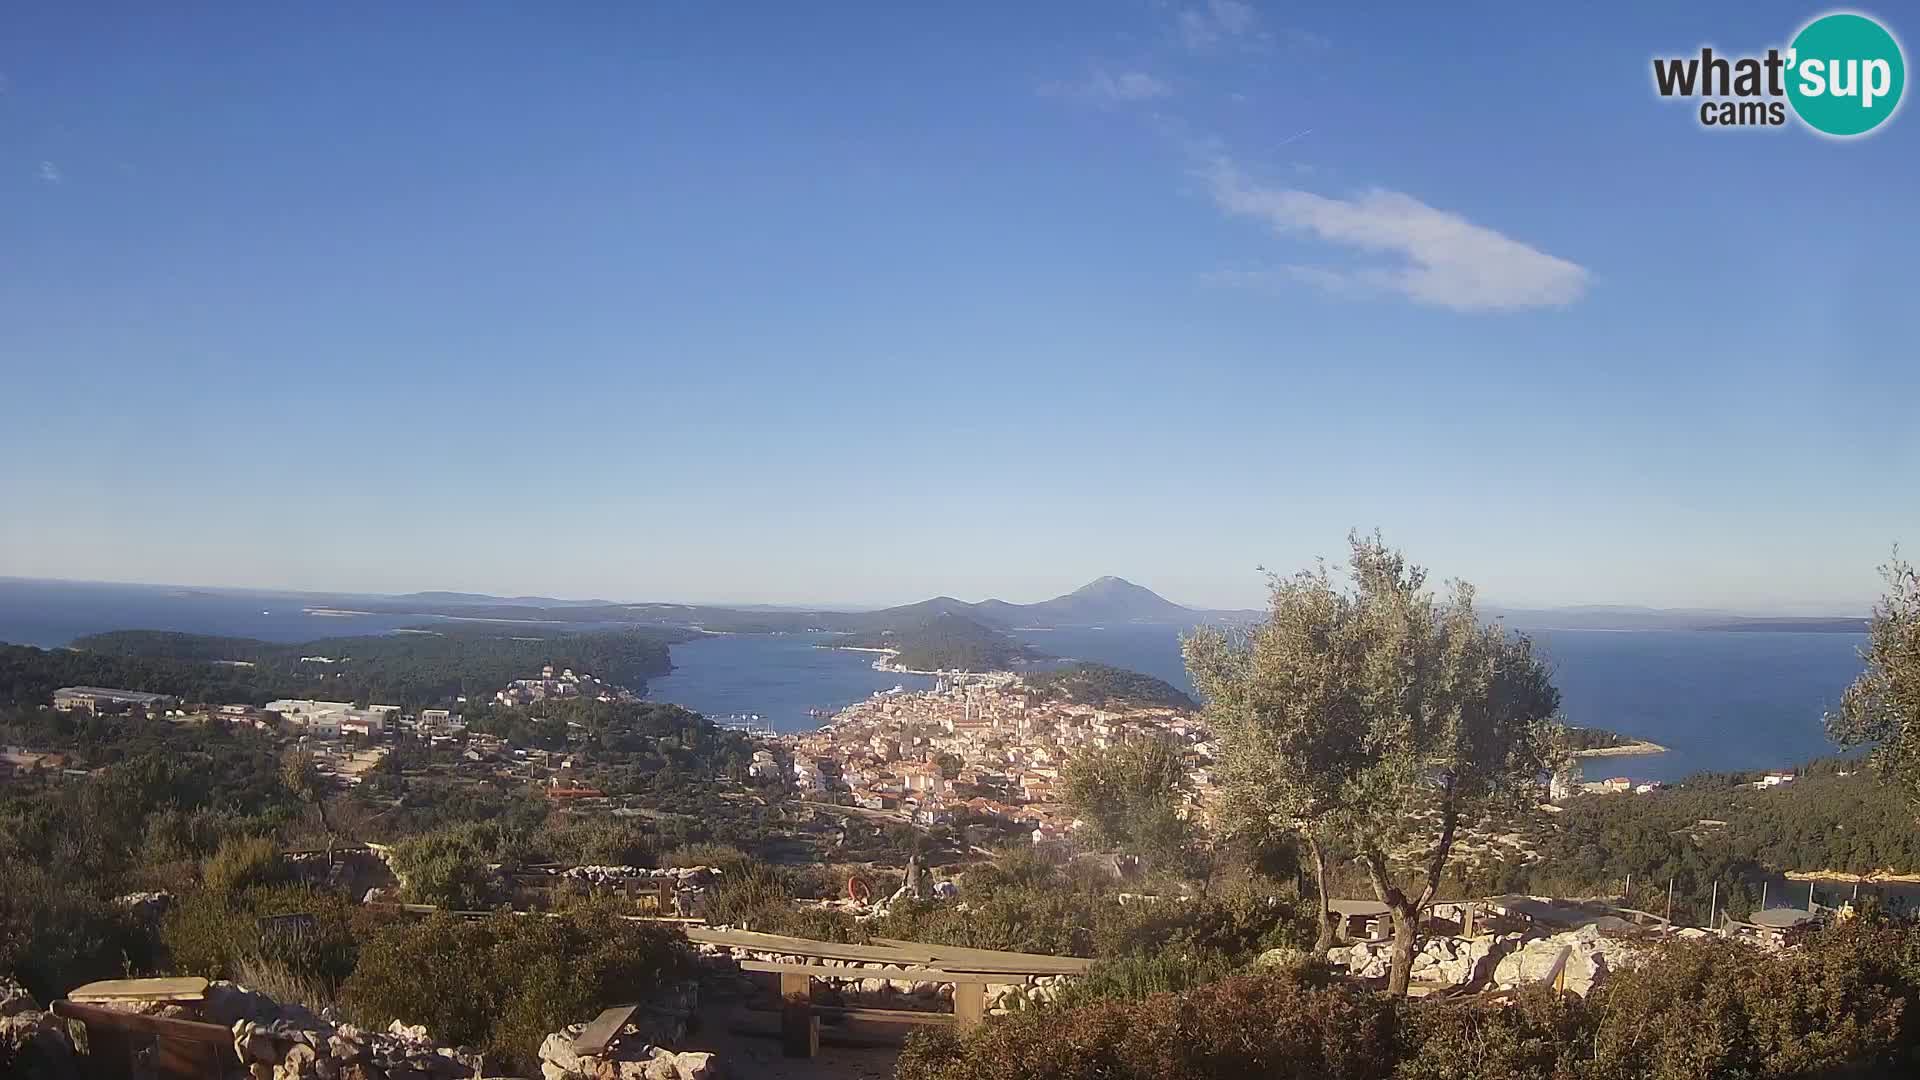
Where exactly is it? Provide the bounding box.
[874,868,1311,966]
[1053,947,1238,1008]
[161,883,391,1007]
[0,865,155,1003]
[340,905,693,1070]
[896,915,1920,1080]
[897,969,1400,1080]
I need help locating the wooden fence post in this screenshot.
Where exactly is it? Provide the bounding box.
[780,972,818,1058]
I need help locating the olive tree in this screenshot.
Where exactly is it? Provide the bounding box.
[1827,554,1920,803]
[1060,735,1194,872]
[1186,535,1563,994]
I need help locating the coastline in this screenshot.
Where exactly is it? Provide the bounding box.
[1785,869,1920,884]
[1570,739,1669,758]
[813,643,1004,680]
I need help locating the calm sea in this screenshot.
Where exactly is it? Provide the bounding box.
[0,579,431,645]
[1012,624,1868,783]
[644,633,934,728]
[0,580,1868,780]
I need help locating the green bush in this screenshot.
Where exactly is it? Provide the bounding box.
[542,819,659,867]
[1092,879,1310,963]
[1053,946,1236,1007]
[341,908,693,1070]
[387,822,523,909]
[896,970,1399,1080]
[0,866,152,1003]
[201,835,289,898]
[1582,928,1915,1079]
[160,884,382,1003]
[1393,987,1589,1080]
[896,919,1920,1080]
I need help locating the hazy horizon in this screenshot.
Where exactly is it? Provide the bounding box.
[0,571,1874,620]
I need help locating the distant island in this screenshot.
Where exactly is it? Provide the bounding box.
[1563,725,1669,758]
[1,625,686,708]
[1023,661,1197,710]
[1700,618,1871,634]
[838,614,1050,673]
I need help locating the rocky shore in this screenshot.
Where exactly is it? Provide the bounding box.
[1570,739,1669,758]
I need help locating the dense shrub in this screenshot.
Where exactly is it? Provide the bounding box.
[874,871,1309,966]
[1583,927,1916,1079]
[201,835,290,898]
[0,865,154,1002]
[897,971,1399,1080]
[1092,878,1311,962]
[897,918,1920,1080]
[1053,946,1236,1007]
[161,884,385,1003]
[340,907,692,1070]
[542,818,659,867]
[387,822,521,909]
[1393,987,1589,1080]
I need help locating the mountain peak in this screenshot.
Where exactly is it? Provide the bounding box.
[1072,575,1149,595]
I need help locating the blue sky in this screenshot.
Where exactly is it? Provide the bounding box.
[2,1,1915,612]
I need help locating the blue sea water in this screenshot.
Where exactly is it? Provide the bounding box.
[0,578,431,645]
[1012,624,1869,784]
[644,633,934,729]
[0,579,1868,780]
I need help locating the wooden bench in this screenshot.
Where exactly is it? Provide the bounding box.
[738,959,990,1056]
[571,1003,643,1057]
[53,1000,234,1080]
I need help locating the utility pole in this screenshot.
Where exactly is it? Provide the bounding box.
[1709,881,1719,932]
[1626,873,1632,905]
[1761,880,1768,912]
[1666,878,1675,926]
[1808,881,1816,912]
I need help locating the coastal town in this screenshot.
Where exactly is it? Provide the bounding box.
[779,673,1217,852]
[15,659,1701,833]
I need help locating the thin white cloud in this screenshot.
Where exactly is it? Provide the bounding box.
[1179,1,1325,53]
[36,160,62,184]
[1202,159,1590,312]
[1045,66,1171,104]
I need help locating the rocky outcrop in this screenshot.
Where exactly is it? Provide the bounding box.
[0,978,77,1080]
[689,944,1078,1016]
[236,1017,481,1080]
[1489,924,1641,996]
[1332,924,1644,996]
[534,983,715,1080]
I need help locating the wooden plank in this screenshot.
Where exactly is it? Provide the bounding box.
[866,938,1094,976]
[778,969,818,1059]
[743,1000,955,1026]
[156,1034,226,1079]
[741,960,967,982]
[571,1003,641,1057]
[684,927,940,966]
[68,977,209,1004]
[53,1001,234,1045]
[825,1006,955,1027]
[952,981,985,1035]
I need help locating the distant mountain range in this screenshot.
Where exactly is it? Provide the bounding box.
[392,591,619,608]
[337,579,1866,636]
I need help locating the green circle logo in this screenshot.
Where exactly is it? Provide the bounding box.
[1787,12,1905,136]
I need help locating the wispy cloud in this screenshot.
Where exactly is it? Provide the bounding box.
[36,160,62,184]
[1044,66,1171,104]
[1178,0,1257,50]
[1202,159,1589,312]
